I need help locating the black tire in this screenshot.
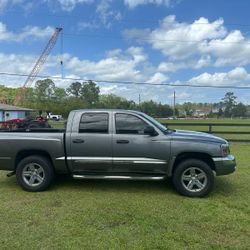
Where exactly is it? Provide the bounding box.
[16,155,54,192]
[172,159,214,197]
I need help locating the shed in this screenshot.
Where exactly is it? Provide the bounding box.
[0,104,33,121]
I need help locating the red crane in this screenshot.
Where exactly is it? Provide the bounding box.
[14,27,63,106]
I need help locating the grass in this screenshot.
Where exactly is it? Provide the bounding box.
[0,144,249,249]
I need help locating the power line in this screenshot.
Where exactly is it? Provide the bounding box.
[1,71,250,89]
[62,32,250,45]
[3,9,250,28]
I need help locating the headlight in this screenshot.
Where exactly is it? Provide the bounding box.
[221,144,230,156]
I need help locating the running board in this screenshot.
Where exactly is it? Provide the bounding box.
[72,175,165,181]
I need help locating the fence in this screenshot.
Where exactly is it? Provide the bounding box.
[161,122,250,142]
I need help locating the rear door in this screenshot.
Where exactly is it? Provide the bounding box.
[69,112,112,173]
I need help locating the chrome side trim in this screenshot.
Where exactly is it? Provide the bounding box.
[59,156,167,164]
[56,157,65,160]
[71,157,112,161]
[0,137,62,142]
[73,175,165,180]
[0,157,11,160]
[212,155,235,162]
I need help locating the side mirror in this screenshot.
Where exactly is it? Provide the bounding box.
[144,126,158,136]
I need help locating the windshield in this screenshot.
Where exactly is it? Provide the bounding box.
[139,113,169,133]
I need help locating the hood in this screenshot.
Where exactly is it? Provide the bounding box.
[171,129,227,144]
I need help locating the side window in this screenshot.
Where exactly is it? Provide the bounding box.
[79,113,109,133]
[115,113,148,134]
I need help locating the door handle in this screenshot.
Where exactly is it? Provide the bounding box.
[116,140,129,144]
[72,139,85,144]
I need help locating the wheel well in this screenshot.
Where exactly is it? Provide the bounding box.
[172,152,215,174]
[15,150,53,170]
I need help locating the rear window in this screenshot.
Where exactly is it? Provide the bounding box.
[79,113,109,133]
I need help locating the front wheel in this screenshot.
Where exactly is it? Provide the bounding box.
[172,159,214,197]
[16,155,54,192]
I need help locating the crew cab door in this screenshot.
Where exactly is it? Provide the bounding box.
[68,112,112,173]
[112,112,170,174]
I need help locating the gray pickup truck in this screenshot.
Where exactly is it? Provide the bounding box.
[0,109,236,197]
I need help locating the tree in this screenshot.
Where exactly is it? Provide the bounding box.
[182,102,194,116]
[140,100,173,117]
[98,94,135,109]
[81,80,100,105]
[54,87,67,101]
[35,79,55,101]
[232,103,247,117]
[222,92,237,117]
[66,82,82,98]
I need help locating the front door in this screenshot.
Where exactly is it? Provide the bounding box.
[112,113,170,174]
[69,112,112,173]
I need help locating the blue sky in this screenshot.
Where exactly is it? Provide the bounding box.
[1,0,250,105]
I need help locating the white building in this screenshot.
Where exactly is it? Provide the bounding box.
[0,104,33,121]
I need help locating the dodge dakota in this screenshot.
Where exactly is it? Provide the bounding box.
[0,109,236,197]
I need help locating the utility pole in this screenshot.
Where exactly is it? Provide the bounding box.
[139,94,141,105]
[173,91,176,117]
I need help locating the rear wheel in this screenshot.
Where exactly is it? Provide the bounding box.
[173,159,214,197]
[16,156,54,192]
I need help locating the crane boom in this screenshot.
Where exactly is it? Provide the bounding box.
[14,27,62,106]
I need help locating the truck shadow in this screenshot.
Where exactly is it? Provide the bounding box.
[53,174,176,195]
[52,174,237,197]
[0,174,236,197]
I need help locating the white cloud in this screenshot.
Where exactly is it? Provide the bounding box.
[56,0,93,11]
[96,0,121,28]
[124,0,172,9]
[158,55,211,73]
[0,52,72,88]
[202,30,250,66]
[0,22,54,42]
[150,15,226,59]
[0,0,24,12]
[65,47,149,82]
[76,0,122,29]
[189,67,250,86]
[158,62,187,72]
[147,72,168,83]
[124,15,250,67]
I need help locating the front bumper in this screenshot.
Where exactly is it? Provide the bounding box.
[212,155,236,176]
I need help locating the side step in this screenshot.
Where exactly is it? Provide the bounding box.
[72,175,165,181]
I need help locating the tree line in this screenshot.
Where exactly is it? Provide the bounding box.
[0,79,174,118]
[0,79,249,118]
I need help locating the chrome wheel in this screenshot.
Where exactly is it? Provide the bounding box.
[181,167,207,193]
[22,163,45,187]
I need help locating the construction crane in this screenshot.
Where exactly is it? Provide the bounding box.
[13,27,63,106]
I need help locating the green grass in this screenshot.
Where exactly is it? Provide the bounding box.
[0,144,249,249]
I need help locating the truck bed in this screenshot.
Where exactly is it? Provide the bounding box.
[0,130,67,173]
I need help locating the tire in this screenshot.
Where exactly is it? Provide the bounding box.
[16,155,54,192]
[172,159,214,197]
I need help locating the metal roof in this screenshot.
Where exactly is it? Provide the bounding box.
[0,103,33,111]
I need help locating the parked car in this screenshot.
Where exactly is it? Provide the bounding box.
[47,113,62,121]
[0,109,236,197]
